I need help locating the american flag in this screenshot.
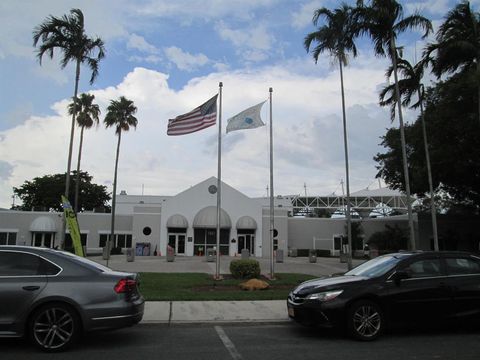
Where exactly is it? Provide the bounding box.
[167,94,218,135]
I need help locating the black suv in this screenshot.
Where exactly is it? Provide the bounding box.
[287,251,480,340]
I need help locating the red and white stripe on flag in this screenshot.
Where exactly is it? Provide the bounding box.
[167,94,218,136]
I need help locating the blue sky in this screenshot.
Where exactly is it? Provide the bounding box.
[0,0,471,208]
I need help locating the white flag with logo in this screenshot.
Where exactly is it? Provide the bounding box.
[226,101,266,133]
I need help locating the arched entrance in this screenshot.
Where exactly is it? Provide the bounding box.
[30,216,57,248]
[236,216,257,256]
[193,206,231,256]
[166,214,188,256]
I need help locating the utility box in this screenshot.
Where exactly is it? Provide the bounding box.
[207,248,216,262]
[166,245,175,262]
[309,249,317,263]
[241,248,250,259]
[288,248,297,257]
[276,249,284,263]
[126,248,135,262]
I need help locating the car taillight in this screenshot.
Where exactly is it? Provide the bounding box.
[114,278,137,293]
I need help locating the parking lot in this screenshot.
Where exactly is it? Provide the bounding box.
[2,323,479,359]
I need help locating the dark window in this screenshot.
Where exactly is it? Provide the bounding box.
[65,233,87,248]
[0,232,16,245]
[446,257,480,275]
[0,252,60,276]
[99,234,108,247]
[403,258,442,278]
[143,227,152,236]
[168,227,187,233]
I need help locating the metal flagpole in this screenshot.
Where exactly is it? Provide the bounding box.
[215,82,223,280]
[269,87,275,279]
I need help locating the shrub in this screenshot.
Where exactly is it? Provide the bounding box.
[230,259,261,279]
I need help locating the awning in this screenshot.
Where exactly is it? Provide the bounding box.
[236,216,257,230]
[166,214,189,228]
[193,206,232,228]
[30,216,57,232]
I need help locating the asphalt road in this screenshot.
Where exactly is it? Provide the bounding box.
[2,323,479,359]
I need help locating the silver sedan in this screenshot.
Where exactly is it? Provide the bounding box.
[0,246,144,352]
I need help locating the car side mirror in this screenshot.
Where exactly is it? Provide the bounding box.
[392,270,409,285]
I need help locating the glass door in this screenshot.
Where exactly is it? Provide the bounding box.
[168,234,186,255]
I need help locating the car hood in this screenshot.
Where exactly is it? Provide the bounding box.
[293,275,368,295]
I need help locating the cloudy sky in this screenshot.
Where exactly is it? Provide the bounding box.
[0,0,471,209]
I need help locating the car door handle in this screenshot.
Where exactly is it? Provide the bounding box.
[22,286,40,291]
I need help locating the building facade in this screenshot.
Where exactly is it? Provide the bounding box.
[1,177,425,257]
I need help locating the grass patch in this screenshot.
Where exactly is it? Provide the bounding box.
[138,272,317,301]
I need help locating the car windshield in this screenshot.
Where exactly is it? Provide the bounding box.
[345,254,410,278]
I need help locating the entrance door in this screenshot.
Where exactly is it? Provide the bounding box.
[238,235,255,255]
[168,234,186,255]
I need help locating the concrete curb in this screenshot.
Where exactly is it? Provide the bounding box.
[141,300,289,325]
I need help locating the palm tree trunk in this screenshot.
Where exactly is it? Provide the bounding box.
[391,39,416,250]
[418,89,439,250]
[339,61,353,270]
[74,126,85,213]
[61,59,81,249]
[107,131,122,266]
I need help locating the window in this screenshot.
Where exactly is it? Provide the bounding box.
[403,258,442,278]
[0,232,17,245]
[446,257,480,276]
[0,251,60,276]
[65,233,87,248]
[99,233,132,248]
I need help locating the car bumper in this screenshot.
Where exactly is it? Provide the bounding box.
[287,298,344,328]
[86,297,145,331]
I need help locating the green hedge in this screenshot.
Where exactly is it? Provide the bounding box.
[229,259,261,279]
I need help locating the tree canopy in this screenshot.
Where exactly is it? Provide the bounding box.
[374,71,480,211]
[13,171,111,212]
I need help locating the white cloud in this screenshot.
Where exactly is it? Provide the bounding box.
[291,0,324,29]
[0,59,396,208]
[164,46,210,71]
[215,21,274,63]
[127,34,160,54]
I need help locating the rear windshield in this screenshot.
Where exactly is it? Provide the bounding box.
[55,251,111,272]
[345,254,410,278]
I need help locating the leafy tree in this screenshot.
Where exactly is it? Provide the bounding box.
[379,56,439,250]
[33,9,105,203]
[425,1,480,124]
[104,96,138,261]
[13,172,111,212]
[68,93,101,213]
[375,71,480,211]
[304,4,358,269]
[367,224,408,252]
[356,0,432,249]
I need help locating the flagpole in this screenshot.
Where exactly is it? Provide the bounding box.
[215,82,223,280]
[269,87,275,280]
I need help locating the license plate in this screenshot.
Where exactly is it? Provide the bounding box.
[288,307,295,317]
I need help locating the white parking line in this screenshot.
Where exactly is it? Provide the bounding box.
[215,326,243,360]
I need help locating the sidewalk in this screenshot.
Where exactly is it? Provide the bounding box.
[142,300,288,324]
[89,254,365,325]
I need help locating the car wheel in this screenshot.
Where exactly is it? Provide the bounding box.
[29,303,80,352]
[348,300,384,341]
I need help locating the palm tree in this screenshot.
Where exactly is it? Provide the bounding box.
[33,8,105,247]
[379,56,439,250]
[68,93,101,213]
[104,97,138,264]
[304,4,358,270]
[357,0,432,250]
[425,1,480,125]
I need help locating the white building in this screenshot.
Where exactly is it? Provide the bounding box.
[0,177,415,256]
